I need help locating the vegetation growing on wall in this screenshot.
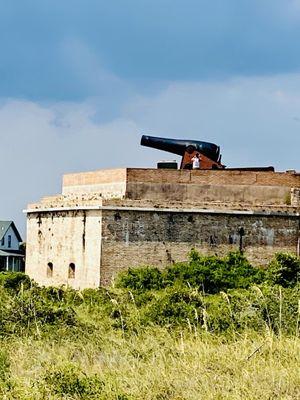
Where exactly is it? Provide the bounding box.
[0,251,299,399]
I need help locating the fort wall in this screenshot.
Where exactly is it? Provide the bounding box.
[126,168,300,187]
[125,169,300,205]
[61,168,300,206]
[25,168,300,288]
[26,210,102,289]
[62,168,127,198]
[100,208,299,285]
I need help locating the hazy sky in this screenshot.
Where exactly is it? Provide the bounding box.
[1,0,300,234]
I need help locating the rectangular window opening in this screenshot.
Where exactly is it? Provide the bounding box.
[47,262,53,278]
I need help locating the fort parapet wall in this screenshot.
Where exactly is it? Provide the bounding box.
[25,168,300,289]
[62,168,300,206]
[62,168,127,198]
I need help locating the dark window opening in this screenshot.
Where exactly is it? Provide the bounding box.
[47,262,53,278]
[187,215,194,223]
[114,212,121,221]
[8,235,11,248]
[68,263,75,279]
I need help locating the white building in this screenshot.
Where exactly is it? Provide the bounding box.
[0,221,24,272]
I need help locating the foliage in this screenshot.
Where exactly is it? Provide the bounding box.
[39,364,104,398]
[112,251,300,334]
[266,253,300,287]
[141,286,203,326]
[117,267,165,291]
[0,272,32,292]
[127,284,300,335]
[117,251,266,293]
[0,284,77,337]
[0,251,298,338]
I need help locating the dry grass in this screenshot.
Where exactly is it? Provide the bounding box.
[3,328,300,399]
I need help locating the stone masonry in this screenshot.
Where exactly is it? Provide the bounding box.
[25,168,300,289]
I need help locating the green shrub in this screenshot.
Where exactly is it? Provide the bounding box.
[124,283,300,334]
[0,286,77,337]
[116,266,165,291]
[13,289,77,327]
[0,272,32,292]
[254,284,300,334]
[266,253,300,287]
[117,251,265,294]
[0,251,298,339]
[175,251,265,293]
[141,286,204,326]
[201,285,300,335]
[40,364,104,398]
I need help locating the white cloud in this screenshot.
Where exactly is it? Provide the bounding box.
[0,99,142,234]
[123,74,300,169]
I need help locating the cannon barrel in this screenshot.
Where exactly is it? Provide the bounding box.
[141,135,220,162]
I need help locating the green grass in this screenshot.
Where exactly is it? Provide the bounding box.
[0,251,299,399]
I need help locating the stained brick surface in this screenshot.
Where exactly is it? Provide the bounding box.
[100,209,298,285]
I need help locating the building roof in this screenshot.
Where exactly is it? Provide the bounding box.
[0,249,24,257]
[0,221,22,242]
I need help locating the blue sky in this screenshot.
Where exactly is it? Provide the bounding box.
[2,0,300,98]
[0,0,300,232]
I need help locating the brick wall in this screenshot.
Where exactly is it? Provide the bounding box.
[61,168,300,205]
[62,168,127,197]
[100,209,299,285]
[124,169,300,206]
[126,182,291,205]
[126,168,300,187]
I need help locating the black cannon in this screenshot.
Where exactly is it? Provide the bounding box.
[140,134,275,171]
[141,135,223,169]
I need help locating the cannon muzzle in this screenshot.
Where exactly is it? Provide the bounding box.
[141,135,220,162]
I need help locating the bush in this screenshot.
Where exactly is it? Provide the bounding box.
[138,284,300,334]
[0,285,78,337]
[0,251,298,339]
[40,364,104,398]
[116,266,165,291]
[141,286,204,326]
[117,251,265,294]
[0,272,32,292]
[266,253,300,287]
[167,251,265,293]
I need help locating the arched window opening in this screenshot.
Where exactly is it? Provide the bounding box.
[68,263,75,279]
[47,262,53,278]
